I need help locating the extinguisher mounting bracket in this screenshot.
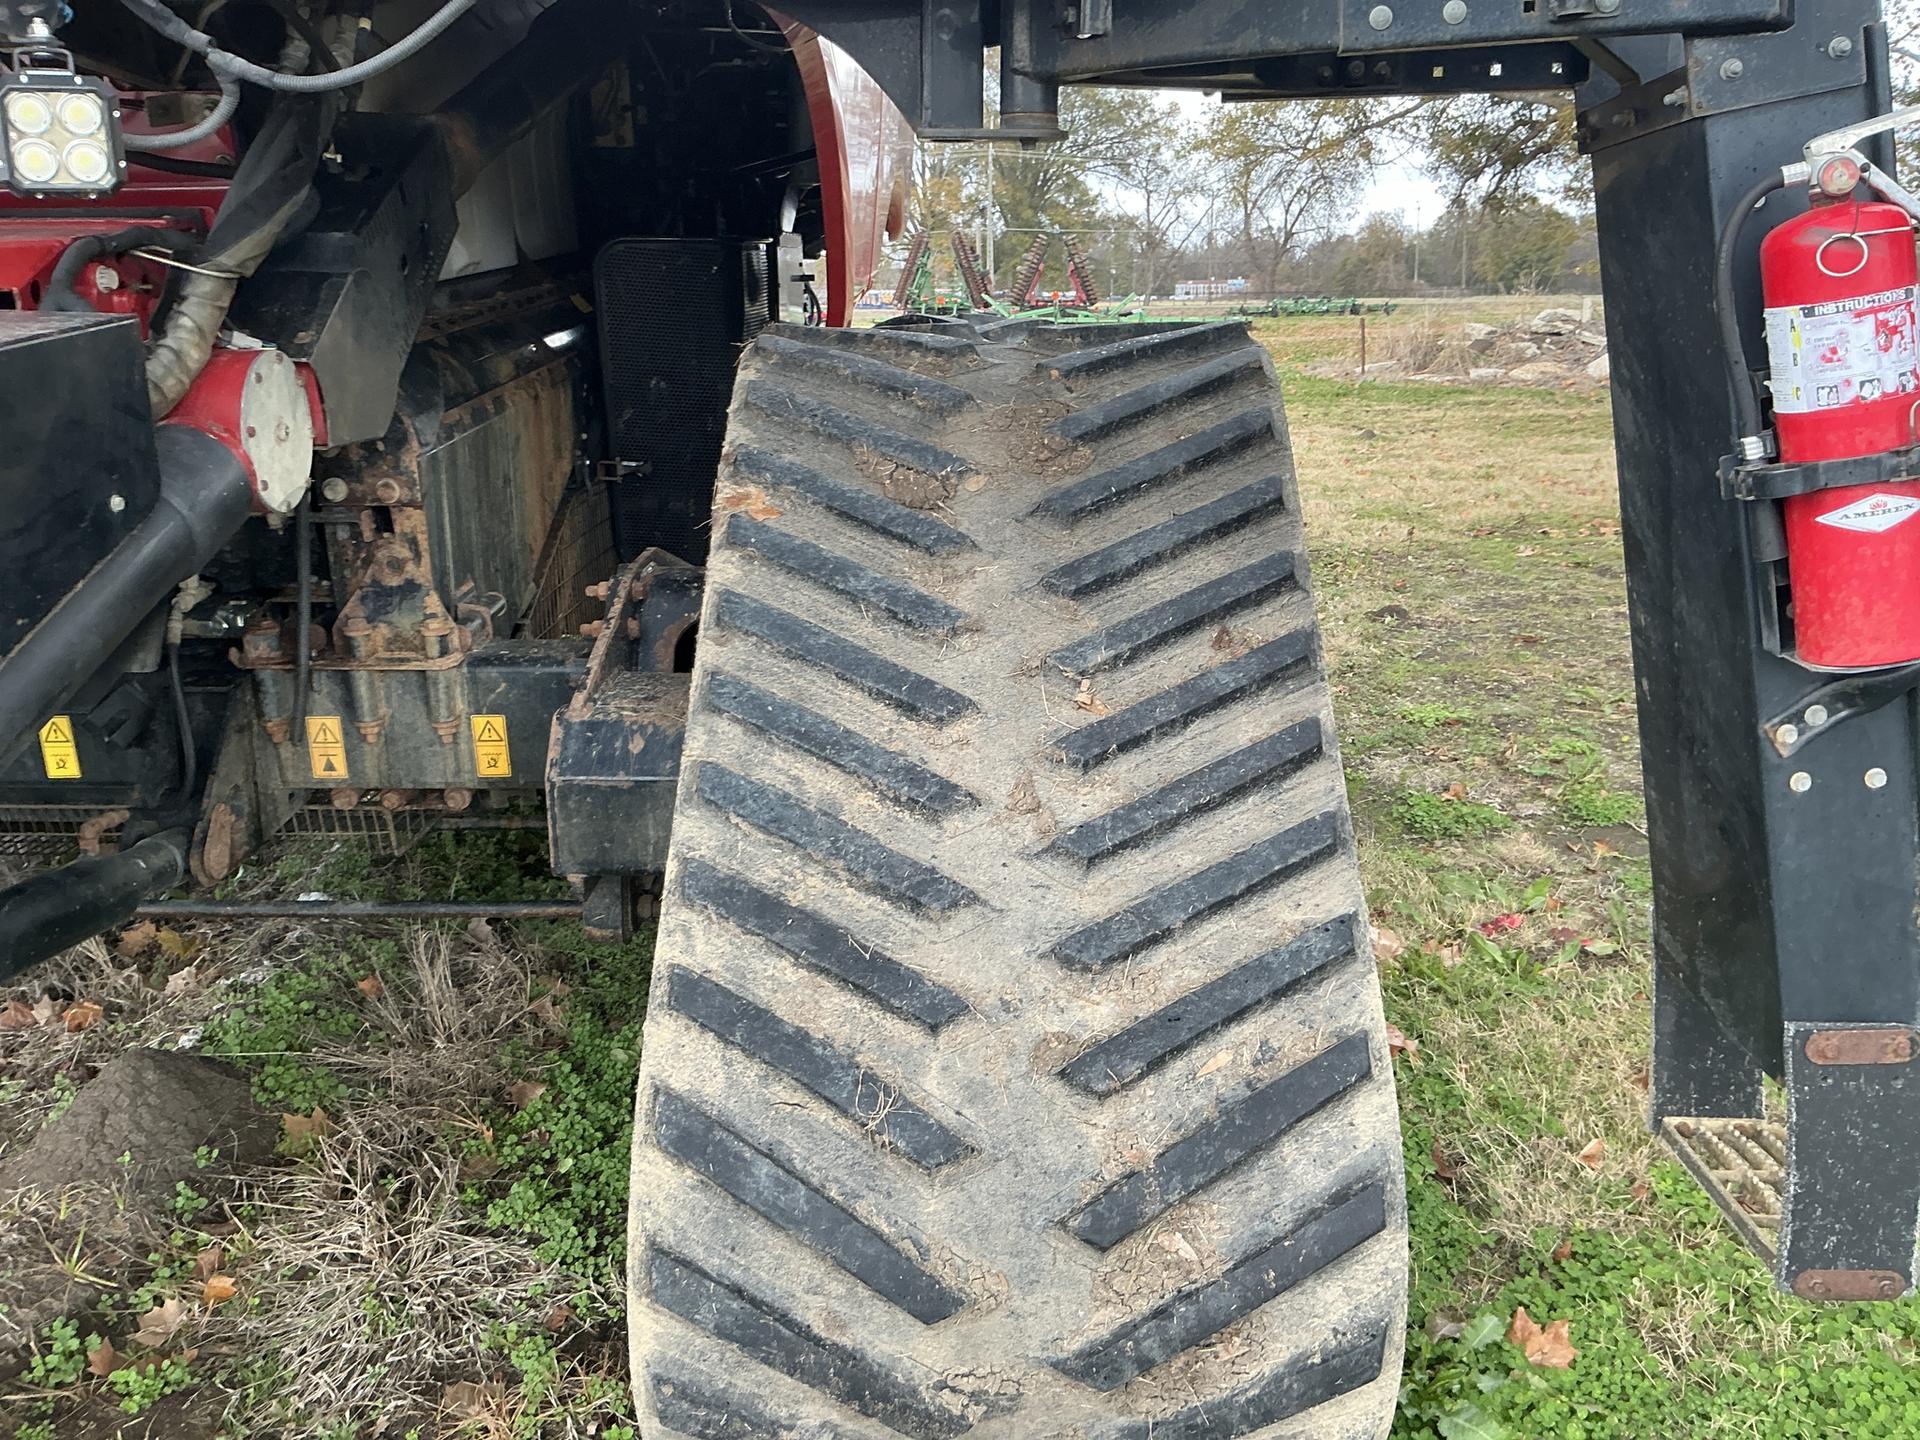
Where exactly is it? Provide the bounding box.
[1720,444,1920,503]
[1761,661,1920,759]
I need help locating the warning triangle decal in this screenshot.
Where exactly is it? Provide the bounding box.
[476,719,505,742]
[42,719,70,743]
[311,720,340,744]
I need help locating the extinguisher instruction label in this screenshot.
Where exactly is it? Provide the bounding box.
[1813,492,1920,533]
[1765,285,1920,414]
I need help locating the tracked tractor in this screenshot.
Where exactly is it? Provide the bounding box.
[0,0,1913,1432]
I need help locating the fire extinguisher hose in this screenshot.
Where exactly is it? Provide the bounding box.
[1718,173,1787,445]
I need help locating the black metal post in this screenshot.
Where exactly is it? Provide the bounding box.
[1589,2,1920,1296]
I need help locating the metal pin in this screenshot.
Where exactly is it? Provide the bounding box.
[1866,767,1889,790]
[1442,0,1466,21]
[1789,771,1813,793]
[1776,723,1800,746]
[1367,3,1393,27]
[1804,704,1829,726]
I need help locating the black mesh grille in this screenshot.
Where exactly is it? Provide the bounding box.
[594,239,771,563]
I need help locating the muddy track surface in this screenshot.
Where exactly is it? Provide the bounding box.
[626,315,1408,1438]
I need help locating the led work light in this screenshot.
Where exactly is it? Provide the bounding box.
[0,66,123,197]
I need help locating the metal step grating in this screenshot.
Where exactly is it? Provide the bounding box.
[1661,1116,1787,1258]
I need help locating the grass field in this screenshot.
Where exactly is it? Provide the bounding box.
[3,302,1917,1438]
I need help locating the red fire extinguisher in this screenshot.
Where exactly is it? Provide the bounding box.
[1762,194,1920,668]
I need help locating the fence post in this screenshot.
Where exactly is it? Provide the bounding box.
[1358,314,1367,378]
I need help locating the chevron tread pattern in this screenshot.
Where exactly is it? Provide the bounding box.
[631,319,1406,1438]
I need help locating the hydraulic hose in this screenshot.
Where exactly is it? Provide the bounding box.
[118,0,477,95]
[43,226,198,311]
[126,74,239,152]
[0,832,188,981]
[1717,173,1787,446]
[0,426,252,769]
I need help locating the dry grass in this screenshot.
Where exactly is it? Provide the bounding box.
[206,925,622,1436]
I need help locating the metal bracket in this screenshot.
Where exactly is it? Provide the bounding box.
[1720,445,1920,502]
[1760,663,1920,758]
[1341,0,1787,54]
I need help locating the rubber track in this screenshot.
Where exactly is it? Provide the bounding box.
[631,318,1407,1438]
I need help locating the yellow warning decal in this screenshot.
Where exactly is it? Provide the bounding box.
[38,716,80,779]
[306,716,349,781]
[471,714,512,779]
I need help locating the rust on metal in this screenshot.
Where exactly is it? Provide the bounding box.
[1804,1028,1915,1066]
[76,807,131,856]
[1793,1269,1906,1301]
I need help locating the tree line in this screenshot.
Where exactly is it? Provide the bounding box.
[904,88,1600,299]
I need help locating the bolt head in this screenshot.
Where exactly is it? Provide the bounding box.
[1867,767,1889,790]
[1720,57,1745,80]
[1789,770,1813,793]
[1442,0,1466,21]
[1367,3,1393,27]
[1594,0,1620,12]
[1828,35,1854,57]
[1776,723,1800,746]
[1804,704,1829,726]
[108,493,125,513]
[320,477,349,502]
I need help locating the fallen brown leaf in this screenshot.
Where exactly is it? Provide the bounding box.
[193,1243,225,1281]
[0,998,38,1030]
[117,920,159,958]
[153,927,200,961]
[1072,679,1109,716]
[355,973,385,1000]
[130,1296,187,1349]
[86,1336,119,1378]
[1370,924,1406,960]
[1576,1137,1606,1171]
[1386,1023,1419,1063]
[163,964,202,997]
[441,1379,507,1419]
[201,1274,238,1307]
[280,1107,335,1155]
[1195,1048,1233,1079]
[1430,1140,1458,1184]
[1507,1306,1577,1368]
[507,1079,547,1110]
[1551,1237,1573,1262]
[63,1000,104,1032]
[1629,1180,1650,1202]
[960,474,986,494]
[1442,781,1469,801]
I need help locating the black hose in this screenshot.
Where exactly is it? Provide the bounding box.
[167,641,197,805]
[0,832,189,981]
[128,153,238,179]
[0,427,252,769]
[291,492,313,746]
[1716,173,1786,444]
[44,227,199,313]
